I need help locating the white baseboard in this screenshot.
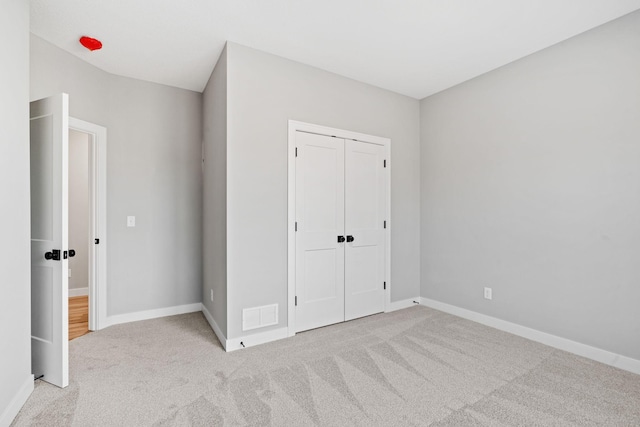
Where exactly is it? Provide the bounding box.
[226,327,289,352]
[420,297,640,376]
[387,297,421,312]
[68,287,88,297]
[0,374,34,427]
[201,303,227,350]
[105,303,202,328]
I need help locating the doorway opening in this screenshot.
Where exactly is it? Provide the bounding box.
[68,128,91,339]
[68,118,107,334]
[30,93,107,388]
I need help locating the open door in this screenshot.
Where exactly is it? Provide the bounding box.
[30,93,69,388]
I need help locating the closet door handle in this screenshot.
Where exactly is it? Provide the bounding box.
[45,249,61,261]
[337,236,345,243]
[346,235,354,243]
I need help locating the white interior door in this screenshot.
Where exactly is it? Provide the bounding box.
[30,93,69,388]
[344,140,386,320]
[295,132,345,332]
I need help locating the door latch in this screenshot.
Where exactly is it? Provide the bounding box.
[337,236,346,243]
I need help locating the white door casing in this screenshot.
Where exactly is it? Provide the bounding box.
[344,140,386,321]
[289,121,390,335]
[295,132,345,332]
[30,93,69,388]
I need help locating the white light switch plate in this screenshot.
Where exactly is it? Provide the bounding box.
[127,216,136,227]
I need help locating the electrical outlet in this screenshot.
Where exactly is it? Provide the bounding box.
[484,287,492,300]
[210,289,213,302]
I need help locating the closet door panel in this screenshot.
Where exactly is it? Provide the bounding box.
[344,140,386,321]
[295,132,345,332]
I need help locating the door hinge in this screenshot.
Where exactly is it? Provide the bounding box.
[295,147,298,157]
[295,296,298,306]
[384,220,386,229]
[384,159,386,168]
[95,238,100,244]
[384,281,386,290]
[295,222,298,232]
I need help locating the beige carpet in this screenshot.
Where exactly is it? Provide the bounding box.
[12,306,640,426]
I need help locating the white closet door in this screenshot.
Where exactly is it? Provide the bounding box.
[344,140,386,321]
[295,132,345,332]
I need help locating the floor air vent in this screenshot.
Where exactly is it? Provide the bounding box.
[242,304,278,331]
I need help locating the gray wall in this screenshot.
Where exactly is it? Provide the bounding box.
[30,35,203,317]
[226,43,421,339]
[202,46,228,335]
[420,10,640,360]
[68,130,90,291]
[0,0,32,423]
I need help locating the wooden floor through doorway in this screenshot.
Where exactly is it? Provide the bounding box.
[69,296,90,340]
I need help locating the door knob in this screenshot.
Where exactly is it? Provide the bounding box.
[346,235,355,242]
[337,236,345,243]
[44,249,61,261]
[69,249,76,257]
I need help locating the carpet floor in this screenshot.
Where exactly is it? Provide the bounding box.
[12,306,640,426]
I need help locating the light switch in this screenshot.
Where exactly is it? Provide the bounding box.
[127,216,136,227]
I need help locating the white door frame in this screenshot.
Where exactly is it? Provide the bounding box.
[68,117,107,331]
[287,120,391,337]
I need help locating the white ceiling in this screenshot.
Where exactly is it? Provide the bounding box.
[30,0,640,99]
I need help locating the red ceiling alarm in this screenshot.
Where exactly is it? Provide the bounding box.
[79,36,102,51]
